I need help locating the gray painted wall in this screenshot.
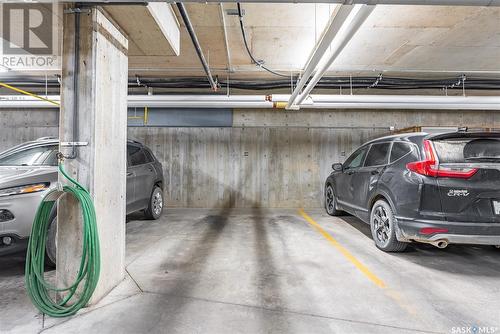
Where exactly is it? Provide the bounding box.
[1,108,497,208]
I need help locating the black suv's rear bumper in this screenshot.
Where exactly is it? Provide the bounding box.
[395,217,500,246]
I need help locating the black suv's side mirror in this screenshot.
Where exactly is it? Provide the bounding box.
[332,163,343,171]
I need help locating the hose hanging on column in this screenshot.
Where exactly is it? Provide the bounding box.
[25,162,100,318]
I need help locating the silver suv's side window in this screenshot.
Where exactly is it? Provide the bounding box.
[128,145,147,166]
[0,145,58,166]
[144,149,155,163]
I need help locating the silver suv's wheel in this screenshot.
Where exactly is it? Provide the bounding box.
[370,199,407,252]
[45,216,57,267]
[325,184,342,216]
[145,186,163,220]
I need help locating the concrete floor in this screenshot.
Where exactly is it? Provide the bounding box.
[1,208,500,334]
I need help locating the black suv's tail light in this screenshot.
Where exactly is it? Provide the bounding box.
[406,140,478,179]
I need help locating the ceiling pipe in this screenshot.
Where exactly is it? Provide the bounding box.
[176,3,218,91]
[73,0,500,5]
[293,5,375,108]
[277,94,500,110]
[128,94,272,108]
[2,94,499,110]
[286,5,354,110]
[219,4,232,73]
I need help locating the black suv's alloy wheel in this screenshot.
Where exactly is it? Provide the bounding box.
[370,200,407,252]
[325,185,342,216]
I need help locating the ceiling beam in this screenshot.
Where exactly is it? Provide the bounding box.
[286,5,354,109]
[146,2,180,56]
[293,5,375,108]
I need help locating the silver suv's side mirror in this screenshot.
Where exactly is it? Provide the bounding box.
[332,163,343,171]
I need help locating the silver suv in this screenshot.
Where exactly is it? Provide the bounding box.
[0,138,164,265]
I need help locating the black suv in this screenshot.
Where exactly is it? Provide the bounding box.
[324,132,500,252]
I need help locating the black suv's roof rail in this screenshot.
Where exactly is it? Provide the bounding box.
[430,131,500,140]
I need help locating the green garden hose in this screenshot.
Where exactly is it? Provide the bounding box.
[25,163,100,317]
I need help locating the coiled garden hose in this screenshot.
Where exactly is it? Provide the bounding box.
[25,163,100,317]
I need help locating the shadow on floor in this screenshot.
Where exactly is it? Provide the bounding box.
[336,214,500,276]
[0,252,26,277]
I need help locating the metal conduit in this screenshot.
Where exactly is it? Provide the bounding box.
[176,3,218,91]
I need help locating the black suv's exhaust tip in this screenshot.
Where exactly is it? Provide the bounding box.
[432,240,449,249]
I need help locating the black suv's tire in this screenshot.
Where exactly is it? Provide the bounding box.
[145,186,164,220]
[45,216,57,267]
[370,199,407,252]
[325,184,343,216]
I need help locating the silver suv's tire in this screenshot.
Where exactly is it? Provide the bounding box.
[370,199,407,252]
[145,186,163,220]
[45,216,57,267]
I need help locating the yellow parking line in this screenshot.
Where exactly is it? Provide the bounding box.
[298,208,386,289]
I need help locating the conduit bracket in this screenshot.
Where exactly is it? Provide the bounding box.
[226,8,244,16]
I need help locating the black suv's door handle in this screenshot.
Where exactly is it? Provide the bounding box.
[370,170,379,175]
[126,172,133,177]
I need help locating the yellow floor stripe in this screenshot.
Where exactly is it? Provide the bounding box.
[298,208,386,289]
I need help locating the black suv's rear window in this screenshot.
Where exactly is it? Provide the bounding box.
[433,138,500,163]
[390,142,413,163]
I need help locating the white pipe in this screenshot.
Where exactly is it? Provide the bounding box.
[0,96,60,108]
[286,5,354,109]
[294,5,375,107]
[1,94,499,110]
[127,95,273,108]
[284,94,500,110]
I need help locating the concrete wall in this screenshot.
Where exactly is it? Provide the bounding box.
[130,108,499,208]
[0,109,59,152]
[1,108,498,208]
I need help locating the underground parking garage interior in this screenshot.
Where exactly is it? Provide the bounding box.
[1,0,500,333]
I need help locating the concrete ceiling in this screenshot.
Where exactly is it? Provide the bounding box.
[106,5,179,57]
[122,3,500,79]
[1,3,499,80]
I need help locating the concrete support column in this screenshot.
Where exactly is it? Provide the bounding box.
[57,6,128,303]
